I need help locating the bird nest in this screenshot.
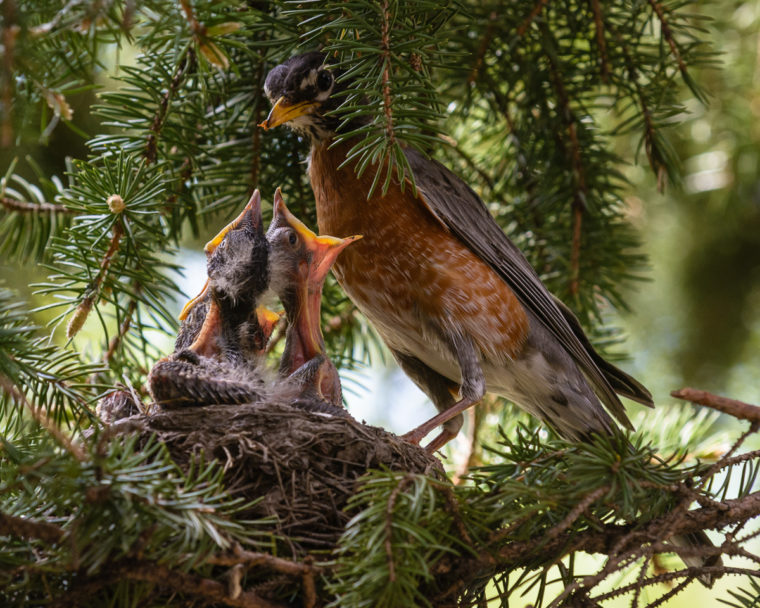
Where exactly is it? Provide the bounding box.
[128,399,442,554]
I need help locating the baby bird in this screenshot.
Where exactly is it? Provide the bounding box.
[267,188,360,406]
[176,191,279,359]
[149,190,272,407]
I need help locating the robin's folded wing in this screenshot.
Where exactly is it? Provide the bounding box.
[404,148,652,427]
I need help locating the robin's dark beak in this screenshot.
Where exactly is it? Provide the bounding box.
[259,97,318,130]
[204,189,262,254]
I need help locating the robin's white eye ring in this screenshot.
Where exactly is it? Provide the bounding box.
[288,230,298,246]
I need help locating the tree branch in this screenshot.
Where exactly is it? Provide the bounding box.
[516,0,549,38]
[207,546,317,577]
[0,374,86,461]
[671,388,760,424]
[379,0,396,147]
[144,48,196,164]
[589,0,609,82]
[435,489,760,603]
[0,510,65,544]
[1,196,75,214]
[121,560,286,608]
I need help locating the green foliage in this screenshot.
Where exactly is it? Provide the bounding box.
[328,471,466,607]
[0,0,719,361]
[0,427,269,607]
[0,287,102,431]
[288,0,457,195]
[327,426,753,608]
[720,577,760,608]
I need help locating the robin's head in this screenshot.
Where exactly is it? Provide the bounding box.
[206,189,270,310]
[260,52,350,141]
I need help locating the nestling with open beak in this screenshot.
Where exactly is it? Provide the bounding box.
[149,190,274,407]
[267,187,361,407]
[175,192,281,358]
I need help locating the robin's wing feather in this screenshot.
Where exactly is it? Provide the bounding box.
[551,295,653,406]
[405,148,651,427]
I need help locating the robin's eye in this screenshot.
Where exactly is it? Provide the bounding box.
[287,230,298,246]
[316,70,332,92]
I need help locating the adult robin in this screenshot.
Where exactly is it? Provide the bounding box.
[259,52,654,452]
[267,187,360,406]
[149,191,272,407]
[259,53,722,585]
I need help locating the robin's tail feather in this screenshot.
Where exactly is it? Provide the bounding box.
[552,296,654,407]
[592,352,653,407]
[671,531,722,588]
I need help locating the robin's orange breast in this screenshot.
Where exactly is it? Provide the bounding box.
[309,141,530,369]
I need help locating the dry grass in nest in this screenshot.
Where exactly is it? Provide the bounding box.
[135,400,443,555]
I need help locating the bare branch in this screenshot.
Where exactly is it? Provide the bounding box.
[671,387,760,424]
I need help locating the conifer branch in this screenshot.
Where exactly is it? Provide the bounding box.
[144,48,197,164]
[67,218,124,338]
[49,560,288,608]
[542,30,587,297]
[122,561,287,608]
[607,21,669,190]
[384,474,415,581]
[379,0,396,148]
[646,0,689,79]
[0,0,16,147]
[489,491,760,571]
[0,196,74,214]
[590,0,609,82]
[671,388,760,424]
[104,291,139,365]
[517,0,549,38]
[207,547,318,577]
[0,375,86,461]
[467,11,498,84]
[0,510,65,543]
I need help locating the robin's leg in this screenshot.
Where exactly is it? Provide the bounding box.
[391,350,462,450]
[396,332,485,450]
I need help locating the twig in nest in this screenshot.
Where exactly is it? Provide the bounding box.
[207,546,318,577]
